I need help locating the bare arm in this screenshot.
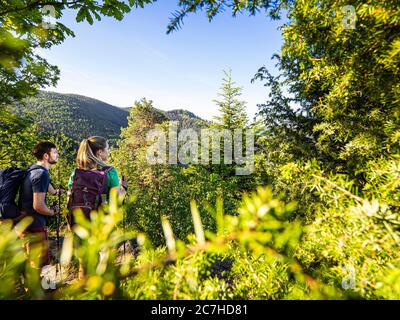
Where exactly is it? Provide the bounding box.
[48,184,62,196]
[48,184,56,195]
[33,192,55,216]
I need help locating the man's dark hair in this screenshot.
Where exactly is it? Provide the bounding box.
[32,141,56,160]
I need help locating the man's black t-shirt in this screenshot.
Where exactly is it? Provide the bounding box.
[19,164,50,231]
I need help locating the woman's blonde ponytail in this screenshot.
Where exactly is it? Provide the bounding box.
[76,136,108,170]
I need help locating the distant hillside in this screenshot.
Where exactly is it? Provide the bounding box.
[163,109,207,131]
[13,91,129,142]
[124,107,207,130]
[11,91,206,143]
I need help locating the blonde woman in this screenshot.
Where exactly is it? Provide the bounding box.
[67,136,127,279]
[67,136,126,226]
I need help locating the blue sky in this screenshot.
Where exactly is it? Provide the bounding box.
[40,1,284,120]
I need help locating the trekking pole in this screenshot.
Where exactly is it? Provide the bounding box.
[57,185,61,256]
[55,163,63,280]
[55,196,60,277]
[121,175,127,298]
[122,175,126,256]
[49,187,61,279]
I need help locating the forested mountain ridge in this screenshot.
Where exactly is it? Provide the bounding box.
[12,91,128,142]
[125,107,208,131]
[10,91,205,142]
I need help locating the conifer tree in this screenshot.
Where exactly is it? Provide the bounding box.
[213,70,248,130]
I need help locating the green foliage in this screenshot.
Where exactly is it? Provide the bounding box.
[1,0,400,301]
[0,27,60,105]
[278,0,400,176]
[113,186,333,300]
[161,0,400,300]
[112,99,240,246]
[46,134,77,232]
[166,0,289,34]
[55,189,133,299]
[0,106,40,169]
[0,220,29,299]
[0,217,46,299]
[0,182,399,299]
[124,164,242,246]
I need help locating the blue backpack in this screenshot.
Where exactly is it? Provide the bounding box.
[0,167,36,220]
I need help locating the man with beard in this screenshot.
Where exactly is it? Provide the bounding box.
[19,141,61,268]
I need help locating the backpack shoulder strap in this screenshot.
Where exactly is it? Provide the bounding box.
[26,166,46,174]
[101,166,113,173]
[99,166,113,194]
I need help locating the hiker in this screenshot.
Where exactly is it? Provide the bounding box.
[18,141,62,268]
[67,136,127,227]
[66,136,126,280]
